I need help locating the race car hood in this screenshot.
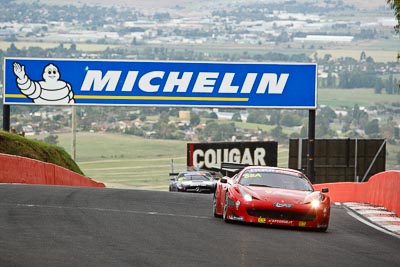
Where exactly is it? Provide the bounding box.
[243,185,317,204]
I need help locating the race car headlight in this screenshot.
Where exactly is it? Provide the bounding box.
[306,192,323,208]
[243,194,252,202]
[239,186,252,202]
[311,199,321,208]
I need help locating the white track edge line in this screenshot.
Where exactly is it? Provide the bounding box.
[346,209,400,239]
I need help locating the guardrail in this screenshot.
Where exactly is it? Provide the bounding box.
[0,153,105,188]
[313,171,400,217]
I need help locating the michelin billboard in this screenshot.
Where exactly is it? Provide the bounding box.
[3,58,317,108]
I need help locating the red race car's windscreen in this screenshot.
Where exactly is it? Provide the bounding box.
[238,169,313,191]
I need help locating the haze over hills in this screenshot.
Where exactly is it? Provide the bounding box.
[77,0,194,10]
[22,0,390,10]
[25,0,206,10]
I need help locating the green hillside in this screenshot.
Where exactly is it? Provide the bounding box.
[54,132,188,190]
[36,132,289,190]
[0,131,84,175]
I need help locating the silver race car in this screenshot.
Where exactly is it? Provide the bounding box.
[169,171,217,193]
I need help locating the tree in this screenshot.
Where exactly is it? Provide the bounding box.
[6,43,23,56]
[316,113,336,138]
[276,31,290,43]
[351,104,369,128]
[231,112,242,122]
[374,78,384,94]
[202,120,220,141]
[380,116,397,139]
[190,112,200,126]
[201,120,235,141]
[397,151,400,165]
[388,1,400,91]
[320,106,337,122]
[220,123,236,141]
[209,112,218,119]
[153,111,177,139]
[364,119,380,137]
[70,43,77,52]
[125,125,144,137]
[326,72,337,88]
[270,126,287,141]
[159,111,169,123]
[247,110,268,124]
[387,0,400,33]
[279,112,302,127]
[43,134,58,145]
[268,110,281,125]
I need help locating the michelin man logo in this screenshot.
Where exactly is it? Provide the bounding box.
[13,62,75,104]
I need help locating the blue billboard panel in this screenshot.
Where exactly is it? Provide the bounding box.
[3,58,317,108]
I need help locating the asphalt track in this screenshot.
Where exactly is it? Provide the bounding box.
[0,184,399,267]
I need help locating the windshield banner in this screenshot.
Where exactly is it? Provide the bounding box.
[3,58,317,108]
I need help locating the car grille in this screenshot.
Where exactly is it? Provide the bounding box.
[246,209,316,221]
[184,185,213,192]
[187,185,210,189]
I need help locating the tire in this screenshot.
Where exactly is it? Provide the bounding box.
[213,194,219,217]
[222,193,230,223]
[213,193,222,218]
[315,227,328,232]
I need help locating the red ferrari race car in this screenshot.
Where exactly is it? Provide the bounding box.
[213,165,331,231]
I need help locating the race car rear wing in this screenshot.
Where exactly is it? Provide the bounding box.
[169,169,223,179]
[171,163,255,179]
[206,162,253,177]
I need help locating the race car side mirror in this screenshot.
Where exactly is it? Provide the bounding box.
[321,188,329,193]
[220,178,228,184]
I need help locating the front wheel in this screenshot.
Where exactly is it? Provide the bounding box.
[315,227,328,232]
[212,194,220,218]
[222,193,231,223]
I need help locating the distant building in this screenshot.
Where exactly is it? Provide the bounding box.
[179,111,191,121]
[294,35,354,43]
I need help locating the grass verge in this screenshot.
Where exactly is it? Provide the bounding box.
[0,130,84,175]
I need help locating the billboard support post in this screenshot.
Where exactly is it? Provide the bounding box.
[307,109,315,183]
[2,104,10,131]
[71,106,77,161]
